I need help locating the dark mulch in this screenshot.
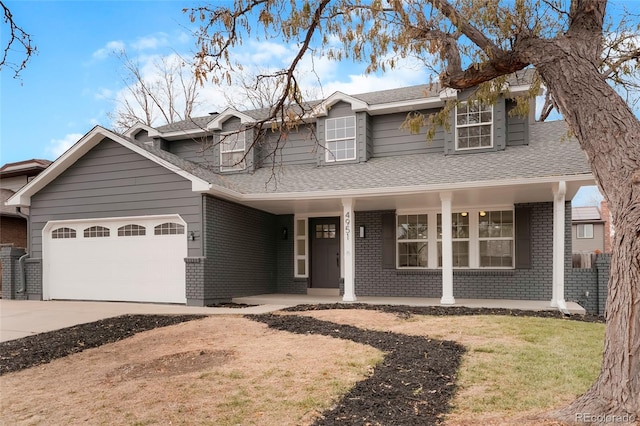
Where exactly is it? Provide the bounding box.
[0,314,205,375]
[283,303,606,323]
[251,313,465,425]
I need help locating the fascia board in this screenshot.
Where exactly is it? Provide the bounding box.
[8,126,211,207]
[123,123,161,139]
[313,91,368,117]
[202,173,594,203]
[367,97,444,115]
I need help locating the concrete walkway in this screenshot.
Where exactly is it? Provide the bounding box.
[0,295,584,343]
[0,299,288,342]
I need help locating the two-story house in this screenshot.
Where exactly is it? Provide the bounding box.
[6,72,596,311]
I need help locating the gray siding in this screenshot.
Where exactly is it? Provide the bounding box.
[371,109,445,157]
[505,100,528,146]
[256,126,318,167]
[168,136,216,165]
[29,138,203,258]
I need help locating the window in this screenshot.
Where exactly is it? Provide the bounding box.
[220,131,246,171]
[456,101,493,150]
[51,227,76,239]
[315,223,337,239]
[84,226,110,238]
[325,116,356,162]
[118,224,146,236]
[479,210,514,267]
[294,218,308,277]
[397,214,428,267]
[577,223,594,239]
[154,222,185,235]
[437,212,470,267]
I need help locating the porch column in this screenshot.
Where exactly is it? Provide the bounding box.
[440,192,455,305]
[551,181,567,309]
[342,198,357,302]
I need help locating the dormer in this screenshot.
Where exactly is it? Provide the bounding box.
[207,108,257,173]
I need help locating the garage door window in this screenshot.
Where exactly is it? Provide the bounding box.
[118,224,146,236]
[84,226,110,238]
[52,227,76,239]
[154,222,185,235]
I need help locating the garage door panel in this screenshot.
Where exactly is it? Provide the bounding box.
[45,216,187,303]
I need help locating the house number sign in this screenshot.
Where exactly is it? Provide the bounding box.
[345,211,351,241]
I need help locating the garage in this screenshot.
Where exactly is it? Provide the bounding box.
[42,215,188,304]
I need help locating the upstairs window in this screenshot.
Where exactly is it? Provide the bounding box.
[325,116,356,162]
[456,101,493,150]
[118,224,146,236]
[220,131,246,171]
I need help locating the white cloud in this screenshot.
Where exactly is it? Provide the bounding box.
[131,33,170,51]
[94,88,113,100]
[92,41,125,60]
[47,133,83,159]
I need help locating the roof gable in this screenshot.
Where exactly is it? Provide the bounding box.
[7,126,211,207]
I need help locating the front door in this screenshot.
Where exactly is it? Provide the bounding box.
[310,217,341,288]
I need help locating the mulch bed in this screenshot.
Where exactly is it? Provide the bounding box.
[0,314,204,375]
[0,304,604,424]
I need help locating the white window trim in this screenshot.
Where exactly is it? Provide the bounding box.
[577,223,594,239]
[396,213,429,269]
[325,116,357,163]
[455,102,493,151]
[395,207,514,269]
[220,130,246,172]
[294,216,309,278]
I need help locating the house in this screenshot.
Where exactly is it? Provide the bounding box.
[6,72,603,312]
[1,159,51,248]
[572,205,605,252]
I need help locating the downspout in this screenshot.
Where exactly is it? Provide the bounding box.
[16,207,30,294]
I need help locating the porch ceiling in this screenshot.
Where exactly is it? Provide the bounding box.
[235,177,593,215]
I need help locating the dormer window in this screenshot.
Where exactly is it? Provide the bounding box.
[325,116,356,162]
[455,101,493,150]
[220,131,246,171]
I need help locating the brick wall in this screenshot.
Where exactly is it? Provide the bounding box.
[354,203,555,300]
[190,195,278,304]
[0,217,27,248]
[275,215,307,294]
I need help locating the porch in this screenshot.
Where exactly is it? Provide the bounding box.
[232,294,586,314]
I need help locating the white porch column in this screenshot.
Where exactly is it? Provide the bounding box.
[552,181,567,309]
[342,198,357,302]
[440,192,455,305]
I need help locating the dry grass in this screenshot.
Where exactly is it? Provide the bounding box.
[0,315,382,426]
[294,309,606,425]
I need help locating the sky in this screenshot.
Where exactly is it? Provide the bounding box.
[0,0,616,206]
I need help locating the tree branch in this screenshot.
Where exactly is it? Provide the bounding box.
[1,1,36,78]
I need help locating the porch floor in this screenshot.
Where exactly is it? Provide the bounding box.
[232,294,586,315]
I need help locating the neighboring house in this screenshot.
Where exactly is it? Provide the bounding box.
[1,159,51,248]
[6,71,600,311]
[572,205,605,254]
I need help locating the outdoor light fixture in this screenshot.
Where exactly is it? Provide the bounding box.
[460,212,468,217]
[282,227,288,240]
[479,211,487,217]
[359,225,366,238]
[189,231,195,241]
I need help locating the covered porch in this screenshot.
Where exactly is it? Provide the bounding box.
[232,293,586,314]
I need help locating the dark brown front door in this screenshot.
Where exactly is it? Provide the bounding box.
[310,217,341,288]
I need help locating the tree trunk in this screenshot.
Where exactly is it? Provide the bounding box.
[532,42,640,423]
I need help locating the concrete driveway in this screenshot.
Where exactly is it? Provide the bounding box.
[0,299,289,342]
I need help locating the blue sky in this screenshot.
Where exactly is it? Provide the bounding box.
[0,0,613,206]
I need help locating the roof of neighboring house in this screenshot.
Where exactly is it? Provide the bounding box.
[0,159,51,179]
[572,206,603,222]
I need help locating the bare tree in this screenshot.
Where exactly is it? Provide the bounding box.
[1,1,36,78]
[188,0,640,420]
[108,49,201,133]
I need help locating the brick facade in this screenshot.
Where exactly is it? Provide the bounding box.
[0,216,27,249]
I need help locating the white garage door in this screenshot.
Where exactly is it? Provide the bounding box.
[43,215,188,304]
